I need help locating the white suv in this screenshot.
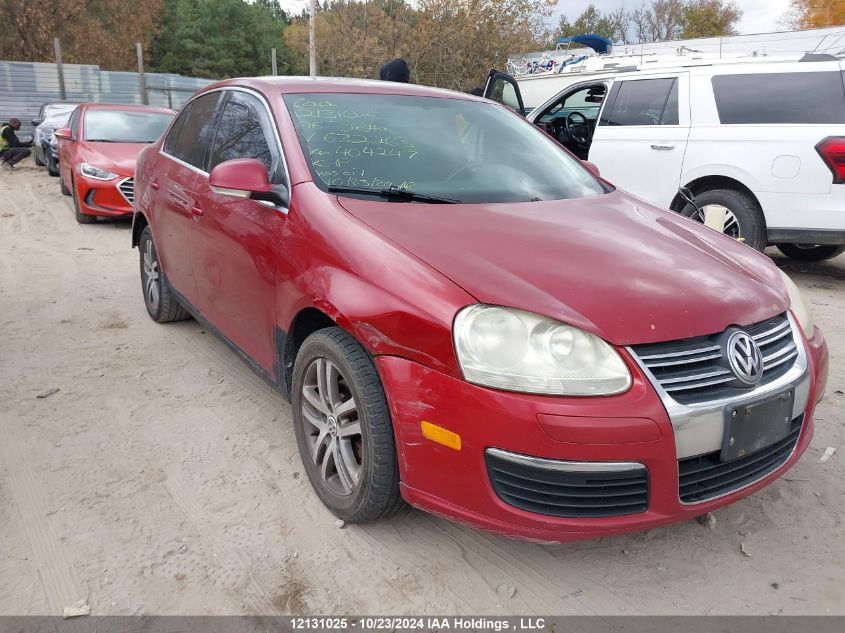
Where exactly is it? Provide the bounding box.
[485,57,845,261]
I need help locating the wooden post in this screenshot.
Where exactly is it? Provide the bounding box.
[136,42,149,105]
[271,48,278,76]
[54,38,66,100]
[309,0,316,77]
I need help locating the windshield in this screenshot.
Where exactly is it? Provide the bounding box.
[84,110,174,143]
[284,93,607,204]
[44,103,77,119]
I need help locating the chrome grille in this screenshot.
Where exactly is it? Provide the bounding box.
[118,178,135,205]
[630,314,798,405]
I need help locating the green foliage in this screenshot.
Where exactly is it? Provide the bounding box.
[682,0,741,38]
[557,4,631,44]
[149,0,291,79]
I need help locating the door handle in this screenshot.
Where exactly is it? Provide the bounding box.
[151,181,160,190]
[650,143,675,151]
[190,205,204,218]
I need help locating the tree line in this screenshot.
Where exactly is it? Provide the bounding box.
[0,0,840,92]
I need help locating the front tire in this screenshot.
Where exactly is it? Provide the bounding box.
[138,226,190,323]
[291,327,403,523]
[47,154,59,177]
[680,188,767,251]
[72,177,96,224]
[60,173,70,196]
[776,243,845,262]
[33,147,45,167]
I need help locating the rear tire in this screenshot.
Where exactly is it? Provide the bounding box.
[138,226,191,323]
[291,327,403,523]
[776,243,845,262]
[680,188,767,251]
[72,177,96,224]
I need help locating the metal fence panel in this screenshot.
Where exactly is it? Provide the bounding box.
[0,60,215,138]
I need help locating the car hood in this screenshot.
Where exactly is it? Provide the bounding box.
[336,190,789,345]
[78,142,149,175]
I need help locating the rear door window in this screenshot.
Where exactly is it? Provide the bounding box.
[163,101,191,155]
[169,92,222,170]
[599,78,678,126]
[712,71,845,124]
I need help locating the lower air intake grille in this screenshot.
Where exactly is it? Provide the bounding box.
[678,415,803,503]
[486,450,649,518]
[118,178,135,205]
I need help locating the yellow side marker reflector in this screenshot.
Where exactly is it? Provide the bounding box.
[420,421,461,451]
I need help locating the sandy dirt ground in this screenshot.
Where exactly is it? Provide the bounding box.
[0,163,843,616]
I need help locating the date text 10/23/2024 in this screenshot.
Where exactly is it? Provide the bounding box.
[289,617,548,631]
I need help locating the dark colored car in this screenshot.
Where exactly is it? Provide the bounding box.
[33,104,77,176]
[55,103,174,223]
[131,77,828,542]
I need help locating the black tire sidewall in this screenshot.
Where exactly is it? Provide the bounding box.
[291,328,396,521]
[138,227,162,320]
[680,189,766,251]
[776,243,845,262]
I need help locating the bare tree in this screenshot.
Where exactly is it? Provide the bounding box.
[631,0,686,42]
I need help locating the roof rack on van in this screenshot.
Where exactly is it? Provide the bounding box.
[508,26,845,79]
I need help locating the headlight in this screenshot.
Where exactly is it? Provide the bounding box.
[453,305,631,396]
[779,270,814,338]
[79,163,118,181]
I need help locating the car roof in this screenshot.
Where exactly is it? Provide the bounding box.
[77,102,175,114]
[199,76,484,102]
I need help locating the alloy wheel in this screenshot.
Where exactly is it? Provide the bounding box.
[692,204,741,239]
[300,357,362,496]
[143,239,161,311]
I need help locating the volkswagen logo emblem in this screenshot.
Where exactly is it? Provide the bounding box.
[726,331,764,385]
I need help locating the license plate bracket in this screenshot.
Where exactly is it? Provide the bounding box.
[721,390,795,462]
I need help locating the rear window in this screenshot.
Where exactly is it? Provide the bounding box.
[712,71,845,124]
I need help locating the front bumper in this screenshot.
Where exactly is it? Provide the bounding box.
[76,174,133,217]
[376,326,827,542]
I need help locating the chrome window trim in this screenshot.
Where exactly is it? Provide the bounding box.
[627,312,810,460]
[157,85,292,211]
[486,448,645,473]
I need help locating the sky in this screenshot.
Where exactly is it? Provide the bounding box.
[275,0,794,35]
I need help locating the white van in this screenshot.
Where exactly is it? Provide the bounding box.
[484,56,845,261]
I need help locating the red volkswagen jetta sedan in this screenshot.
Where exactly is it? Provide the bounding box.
[55,103,174,223]
[131,77,828,542]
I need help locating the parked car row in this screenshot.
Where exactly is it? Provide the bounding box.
[30,74,831,543]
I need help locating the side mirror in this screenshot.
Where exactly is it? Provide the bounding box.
[32,118,43,127]
[209,158,289,208]
[582,160,600,177]
[54,128,72,141]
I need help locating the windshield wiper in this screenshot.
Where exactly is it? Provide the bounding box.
[328,185,458,204]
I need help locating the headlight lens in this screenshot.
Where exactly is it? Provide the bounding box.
[453,305,631,396]
[779,270,814,338]
[80,163,118,181]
